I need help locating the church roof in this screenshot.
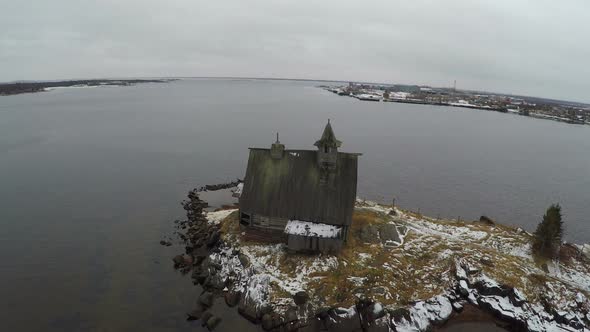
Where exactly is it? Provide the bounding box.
[314,121,342,148]
[239,148,358,226]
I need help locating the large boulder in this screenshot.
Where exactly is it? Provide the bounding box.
[378,224,400,245]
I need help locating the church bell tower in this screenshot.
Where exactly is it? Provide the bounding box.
[314,120,342,171]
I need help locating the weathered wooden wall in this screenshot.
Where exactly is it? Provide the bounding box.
[286,234,343,254]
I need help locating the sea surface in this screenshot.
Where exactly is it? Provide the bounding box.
[0,78,588,331]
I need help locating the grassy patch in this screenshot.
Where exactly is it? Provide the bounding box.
[213,203,589,313]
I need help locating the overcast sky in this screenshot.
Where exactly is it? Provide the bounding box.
[1,0,589,101]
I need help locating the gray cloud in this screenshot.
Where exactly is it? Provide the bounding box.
[1,0,589,101]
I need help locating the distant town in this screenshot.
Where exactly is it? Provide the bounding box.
[321,82,590,125]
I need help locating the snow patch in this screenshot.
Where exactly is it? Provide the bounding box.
[284,220,342,238]
[206,209,237,225]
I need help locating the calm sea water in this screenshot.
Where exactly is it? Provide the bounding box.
[0,78,588,331]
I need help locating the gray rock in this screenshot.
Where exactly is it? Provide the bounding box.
[458,280,470,297]
[173,255,184,266]
[204,274,225,289]
[477,297,526,330]
[372,286,388,295]
[510,288,527,306]
[199,291,214,307]
[238,253,250,268]
[193,272,208,285]
[238,296,259,323]
[206,316,222,330]
[294,291,309,306]
[261,314,273,331]
[224,290,241,307]
[368,303,386,320]
[284,307,299,323]
[200,311,213,326]
[327,307,363,332]
[479,257,494,267]
[390,308,411,323]
[474,279,510,297]
[207,231,221,247]
[261,313,283,331]
[478,216,495,225]
[332,308,349,315]
[182,254,194,265]
[397,225,407,235]
[378,224,400,244]
[186,303,205,320]
[359,225,380,244]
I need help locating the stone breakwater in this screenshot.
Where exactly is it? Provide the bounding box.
[195,180,242,193]
[169,190,590,331]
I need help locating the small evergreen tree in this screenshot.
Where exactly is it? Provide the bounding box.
[532,204,564,258]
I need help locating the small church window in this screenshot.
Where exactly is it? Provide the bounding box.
[240,212,251,226]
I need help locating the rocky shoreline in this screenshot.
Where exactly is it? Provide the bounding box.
[168,187,590,331]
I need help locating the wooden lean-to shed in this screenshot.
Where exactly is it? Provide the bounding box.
[237,121,360,253]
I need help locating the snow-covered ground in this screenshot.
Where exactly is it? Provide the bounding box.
[203,201,590,331]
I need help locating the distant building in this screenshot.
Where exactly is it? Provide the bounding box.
[237,121,361,253]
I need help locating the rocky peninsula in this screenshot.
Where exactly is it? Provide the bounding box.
[169,187,590,331]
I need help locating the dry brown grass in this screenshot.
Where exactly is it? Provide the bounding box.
[214,203,240,212]
[219,210,240,236]
[214,203,588,312]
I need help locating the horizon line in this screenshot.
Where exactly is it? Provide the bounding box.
[2,75,588,105]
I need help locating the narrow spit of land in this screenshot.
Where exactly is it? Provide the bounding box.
[0,78,175,96]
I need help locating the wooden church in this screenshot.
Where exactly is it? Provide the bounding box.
[237,121,360,253]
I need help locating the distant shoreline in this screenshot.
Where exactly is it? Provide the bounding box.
[321,85,590,126]
[0,78,176,96]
